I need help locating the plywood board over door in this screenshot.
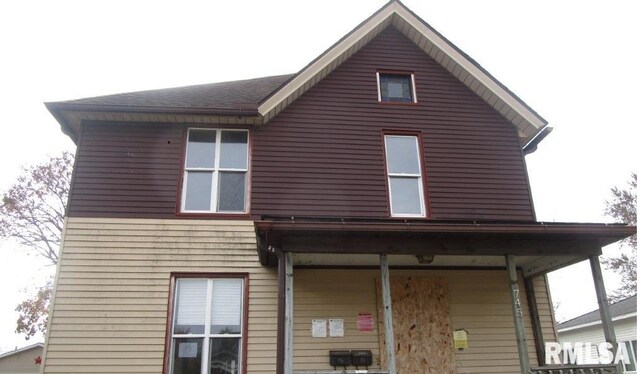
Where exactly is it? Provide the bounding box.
[376,277,456,373]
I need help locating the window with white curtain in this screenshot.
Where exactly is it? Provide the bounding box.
[170,278,244,374]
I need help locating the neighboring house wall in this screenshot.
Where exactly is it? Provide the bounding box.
[0,346,42,374]
[252,28,535,221]
[42,218,277,374]
[292,269,555,373]
[558,316,637,365]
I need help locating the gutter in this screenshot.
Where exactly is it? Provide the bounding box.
[523,125,554,155]
[44,102,263,144]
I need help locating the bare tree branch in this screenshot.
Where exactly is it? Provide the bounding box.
[1,151,73,339]
[602,172,637,303]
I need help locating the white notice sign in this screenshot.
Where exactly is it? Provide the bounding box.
[312,319,327,338]
[329,319,344,337]
[178,342,198,358]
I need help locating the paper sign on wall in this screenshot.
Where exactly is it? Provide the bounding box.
[453,329,469,350]
[357,313,374,332]
[329,319,344,337]
[178,342,198,358]
[312,319,327,338]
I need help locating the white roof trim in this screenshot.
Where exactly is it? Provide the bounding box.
[391,4,547,135]
[0,343,44,359]
[257,3,394,118]
[557,312,637,333]
[257,0,547,143]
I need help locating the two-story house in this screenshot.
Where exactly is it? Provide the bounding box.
[42,1,635,374]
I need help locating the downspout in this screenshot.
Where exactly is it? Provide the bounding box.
[276,249,285,374]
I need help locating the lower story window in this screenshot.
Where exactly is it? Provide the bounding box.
[170,277,245,374]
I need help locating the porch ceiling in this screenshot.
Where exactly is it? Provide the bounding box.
[291,253,584,278]
[255,219,636,276]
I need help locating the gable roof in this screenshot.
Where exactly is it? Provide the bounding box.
[557,294,637,332]
[46,0,548,147]
[258,0,548,144]
[0,343,43,360]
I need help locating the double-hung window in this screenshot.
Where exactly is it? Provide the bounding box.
[170,277,245,374]
[182,129,249,213]
[384,134,427,217]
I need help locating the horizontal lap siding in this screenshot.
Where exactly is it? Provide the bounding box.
[292,269,554,373]
[558,318,636,363]
[252,27,534,220]
[42,218,277,374]
[69,122,183,218]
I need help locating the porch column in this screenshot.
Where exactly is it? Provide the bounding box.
[505,255,530,374]
[284,252,294,374]
[380,254,397,374]
[589,255,619,355]
[524,276,546,365]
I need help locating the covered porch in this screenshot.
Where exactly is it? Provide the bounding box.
[256,218,635,374]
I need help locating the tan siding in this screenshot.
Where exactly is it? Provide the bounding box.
[291,269,554,374]
[42,217,277,374]
[532,274,558,345]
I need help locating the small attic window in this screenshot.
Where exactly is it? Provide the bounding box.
[377,72,416,103]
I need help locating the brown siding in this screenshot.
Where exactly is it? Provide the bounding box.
[251,27,534,221]
[68,122,183,218]
[68,26,534,221]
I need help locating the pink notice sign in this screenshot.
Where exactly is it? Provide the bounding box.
[357,313,374,332]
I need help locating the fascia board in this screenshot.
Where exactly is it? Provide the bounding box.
[257,3,398,117]
[258,1,546,140]
[392,5,547,134]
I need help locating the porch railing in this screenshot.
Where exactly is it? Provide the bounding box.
[292,371,389,374]
[530,364,619,374]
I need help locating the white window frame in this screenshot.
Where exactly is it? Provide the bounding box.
[376,72,418,103]
[181,128,249,214]
[384,134,427,218]
[169,277,245,374]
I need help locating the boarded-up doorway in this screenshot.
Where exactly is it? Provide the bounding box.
[376,277,455,373]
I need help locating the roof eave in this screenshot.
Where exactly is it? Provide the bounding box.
[558,312,638,333]
[46,102,261,117]
[45,102,263,145]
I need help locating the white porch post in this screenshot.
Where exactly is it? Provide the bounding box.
[589,255,619,358]
[285,252,294,374]
[380,254,397,374]
[506,255,530,374]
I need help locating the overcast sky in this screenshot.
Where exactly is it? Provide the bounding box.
[0,0,637,352]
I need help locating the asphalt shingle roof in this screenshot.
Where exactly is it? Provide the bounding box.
[56,74,294,112]
[558,294,637,330]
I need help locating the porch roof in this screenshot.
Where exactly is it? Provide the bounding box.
[255,218,636,276]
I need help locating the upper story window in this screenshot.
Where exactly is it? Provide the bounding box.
[384,134,426,217]
[170,277,245,374]
[377,72,417,103]
[182,129,249,213]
